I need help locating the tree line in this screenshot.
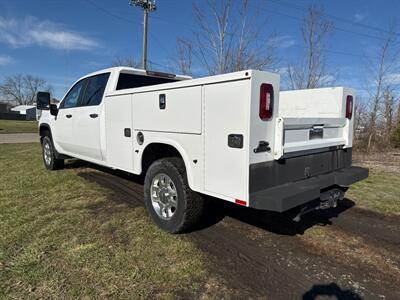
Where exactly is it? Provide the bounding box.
[1,0,399,150]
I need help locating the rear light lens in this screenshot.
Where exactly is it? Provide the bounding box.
[259,83,274,121]
[235,199,247,206]
[346,95,353,119]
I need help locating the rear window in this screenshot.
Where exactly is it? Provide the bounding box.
[116,73,178,90]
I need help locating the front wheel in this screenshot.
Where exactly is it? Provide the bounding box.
[42,135,64,170]
[144,157,204,233]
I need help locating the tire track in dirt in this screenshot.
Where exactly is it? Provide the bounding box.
[76,167,400,299]
[190,215,399,299]
[306,203,400,249]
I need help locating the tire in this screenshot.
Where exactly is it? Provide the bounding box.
[144,157,204,233]
[42,135,64,170]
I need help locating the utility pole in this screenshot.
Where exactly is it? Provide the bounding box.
[129,0,157,70]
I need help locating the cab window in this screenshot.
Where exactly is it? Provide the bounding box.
[60,80,85,109]
[80,73,110,106]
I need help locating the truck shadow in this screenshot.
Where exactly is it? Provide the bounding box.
[302,282,363,300]
[70,160,356,236]
[215,198,355,236]
[193,199,356,235]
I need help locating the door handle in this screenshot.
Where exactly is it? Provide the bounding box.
[89,114,98,118]
[66,114,72,118]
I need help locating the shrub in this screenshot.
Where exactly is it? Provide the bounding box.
[391,120,400,148]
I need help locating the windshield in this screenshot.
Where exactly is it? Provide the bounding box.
[116,73,179,90]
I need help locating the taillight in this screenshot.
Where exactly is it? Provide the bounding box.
[259,83,274,121]
[346,95,353,119]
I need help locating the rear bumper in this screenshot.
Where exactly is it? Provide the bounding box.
[249,166,368,212]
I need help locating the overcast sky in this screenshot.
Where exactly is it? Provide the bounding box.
[0,0,399,99]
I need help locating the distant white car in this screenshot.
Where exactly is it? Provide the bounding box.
[36,67,368,233]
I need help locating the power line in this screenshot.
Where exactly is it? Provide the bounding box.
[84,0,141,26]
[147,59,165,68]
[290,44,379,61]
[154,4,381,61]
[267,0,400,37]
[251,2,391,42]
[83,0,381,63]
[84,0,171,66]
[150,15,193,29]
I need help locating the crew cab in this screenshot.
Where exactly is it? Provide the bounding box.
[36,67,368,233]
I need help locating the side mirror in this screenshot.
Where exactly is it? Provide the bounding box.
[36,92,51,110]
[50,104,58,116]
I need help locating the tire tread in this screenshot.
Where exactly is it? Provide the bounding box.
[42,135,64,170]
[144,157,204,233]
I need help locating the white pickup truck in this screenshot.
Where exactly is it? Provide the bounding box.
[37,67,368,233]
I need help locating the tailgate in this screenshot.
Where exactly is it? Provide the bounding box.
[274,87,354,159]
[281,117,346,154]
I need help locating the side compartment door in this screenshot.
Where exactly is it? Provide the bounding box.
[72,73,110,161]
[53,79,85,154]
[204,80,250,201]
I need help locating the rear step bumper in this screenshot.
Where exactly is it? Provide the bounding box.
[249,166,369,212]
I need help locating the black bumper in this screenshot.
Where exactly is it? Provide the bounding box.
[249,166,369,212]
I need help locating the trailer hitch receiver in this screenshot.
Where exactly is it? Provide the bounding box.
[292,188,345,222]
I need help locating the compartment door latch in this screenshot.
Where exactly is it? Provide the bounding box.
[159,94,166,109]
[253,141,270,153]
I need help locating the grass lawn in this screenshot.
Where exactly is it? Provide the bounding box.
[0,120,38,134]
[0,143,205,299]
[1,144,398,298]
[347,167,400,215]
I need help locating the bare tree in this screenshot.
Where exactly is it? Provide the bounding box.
[397,100,400,122]
[391,101,400,147]
[175,38,194,76]
[365,24,400,152]
[287,6,334,89]
[174,0,276,76]
[383,87,396,143]
[0,74,52,105]
[112,56,141,68]
[353,99,368,138]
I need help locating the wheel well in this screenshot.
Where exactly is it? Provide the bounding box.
[39,124,70,159]
[142,143,183,174]
[39,125,51,143]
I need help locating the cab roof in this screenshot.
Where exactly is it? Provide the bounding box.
[83,67,192,81]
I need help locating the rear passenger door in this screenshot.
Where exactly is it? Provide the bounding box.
[53,79,85,154]
[71,73,110,161]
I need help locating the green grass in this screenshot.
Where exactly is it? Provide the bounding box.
[1,143,398,298]
[0,143,205,299]
[0,120,38,134]
[347,168,400,215]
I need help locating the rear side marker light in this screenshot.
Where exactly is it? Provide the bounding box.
[346,95,353,119]
[259,83,274,121]
[235,199,247,206]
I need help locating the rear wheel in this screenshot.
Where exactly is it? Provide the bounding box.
[144,157,204,233]
[42,135,64,170]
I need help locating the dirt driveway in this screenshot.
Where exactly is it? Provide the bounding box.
[74,164,399,299]
[0,133,39,144]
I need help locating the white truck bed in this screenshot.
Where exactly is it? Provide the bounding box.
[104,70,280,203]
